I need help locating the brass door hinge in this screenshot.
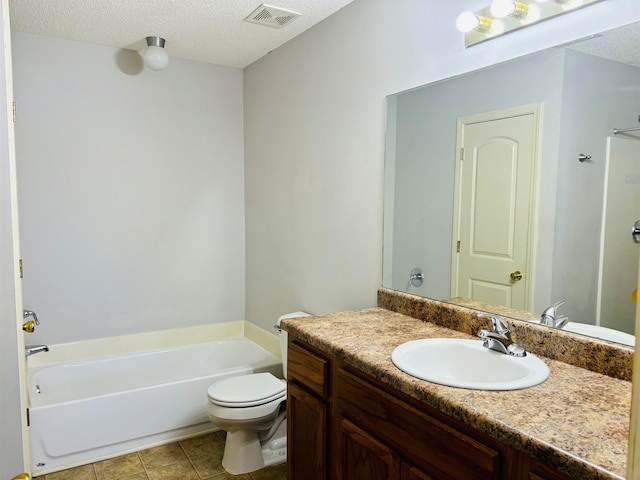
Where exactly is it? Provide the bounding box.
[12,102,16,123]
[460,147,465,161]
[19,259,23,278]
[26,408,30,426]
[457,240,461,253]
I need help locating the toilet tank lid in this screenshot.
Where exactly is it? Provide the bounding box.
[277,311,311,326]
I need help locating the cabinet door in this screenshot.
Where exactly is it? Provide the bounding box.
[336,366,500,479]
[336,417,400,480]
[529,462,575,480]
[402,462,435,480]
[287,382,327,480]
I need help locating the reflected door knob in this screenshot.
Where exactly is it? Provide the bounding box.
[510,271,523,281]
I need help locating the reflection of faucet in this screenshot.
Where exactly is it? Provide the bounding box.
[540,301,569,329]
[25,344,49,357]
[477,314,526,357]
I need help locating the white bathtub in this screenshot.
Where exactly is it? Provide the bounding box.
[28,335,282,475]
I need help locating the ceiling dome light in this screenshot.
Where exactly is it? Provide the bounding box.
[142,36,169,71]
[490,0,529,19]
[456,11,493,33]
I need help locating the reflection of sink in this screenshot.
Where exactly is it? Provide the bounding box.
[391,338,549,390]
[562,322,635,347]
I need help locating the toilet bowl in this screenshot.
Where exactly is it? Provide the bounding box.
[207,311,310,475]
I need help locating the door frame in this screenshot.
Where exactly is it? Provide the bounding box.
[0,0,30,475]
[628,253,640,478]
[451,103,542,310]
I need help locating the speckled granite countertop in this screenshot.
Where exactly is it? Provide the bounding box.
[281,308,631,480]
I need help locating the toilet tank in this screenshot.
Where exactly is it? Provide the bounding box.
[277,311,311,379]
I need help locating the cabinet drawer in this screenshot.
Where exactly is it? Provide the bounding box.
[288,340,329,397]
[336,367,500,480]
[529,460,574,480]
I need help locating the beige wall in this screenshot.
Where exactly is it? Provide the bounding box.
[243,0,640,331]
[12,33,245,344]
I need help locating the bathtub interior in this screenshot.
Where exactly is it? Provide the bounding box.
[27,323,283,475]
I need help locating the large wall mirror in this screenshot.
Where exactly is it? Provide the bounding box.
[383,21,640,347]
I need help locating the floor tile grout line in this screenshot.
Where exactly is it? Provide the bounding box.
[177,441,204,480]
[137,451,151,480]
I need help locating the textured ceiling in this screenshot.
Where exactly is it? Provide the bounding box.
[8,0,356,68]
[566,21,640,68]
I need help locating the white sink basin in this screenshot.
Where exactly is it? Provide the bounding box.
[391,338,549,390]
[562,322,635,347]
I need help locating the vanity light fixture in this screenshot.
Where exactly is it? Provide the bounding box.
[458,0,603,47]
[490,0,529,19]
[142,36,169,71]
[456,12,494,33]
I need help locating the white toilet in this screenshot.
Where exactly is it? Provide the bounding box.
[207,311,310,475]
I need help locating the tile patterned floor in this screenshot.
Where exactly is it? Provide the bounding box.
[33,431,287,480]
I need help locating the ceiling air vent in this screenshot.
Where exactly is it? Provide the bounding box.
[244,4,301,29]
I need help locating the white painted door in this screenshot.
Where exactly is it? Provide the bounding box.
[0,0,30,477]
[451,105,540,310]
[626,212,640,480]
[597,136,640,334]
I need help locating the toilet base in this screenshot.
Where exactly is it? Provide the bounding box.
[221,415,287,475]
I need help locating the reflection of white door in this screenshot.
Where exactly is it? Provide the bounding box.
[597,136,640,334]
[451,105,540,310]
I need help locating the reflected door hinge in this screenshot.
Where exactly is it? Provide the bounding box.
[19,259,23,278]
[26,408,30,427]
[12,102,16,123]
[460,147,464,161]
[457,241,461,253]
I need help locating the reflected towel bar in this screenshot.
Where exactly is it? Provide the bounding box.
[613,126,640,135]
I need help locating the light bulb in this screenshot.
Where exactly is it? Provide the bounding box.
[521,4,541,23]
[142,36,169,71]
[491,0,515,18]
[491,0,529,19]
[456,12,492,33]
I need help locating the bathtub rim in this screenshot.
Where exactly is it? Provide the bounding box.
[27,320,280,369]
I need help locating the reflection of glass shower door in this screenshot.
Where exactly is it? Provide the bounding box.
[597,136,640,334]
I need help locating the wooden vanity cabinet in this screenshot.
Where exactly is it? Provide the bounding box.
[286,339,330,480]
[287,337,575,480]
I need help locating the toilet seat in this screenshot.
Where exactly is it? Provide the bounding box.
[208,372,286,408]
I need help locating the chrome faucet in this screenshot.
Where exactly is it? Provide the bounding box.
[540,301,569,329]
[477,314,526,357]
[25,344,49,357]
[23,309,39,325]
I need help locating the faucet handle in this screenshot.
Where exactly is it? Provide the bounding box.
[23,309,39,326]
[542,300,565,317]
[478,314,509,334]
